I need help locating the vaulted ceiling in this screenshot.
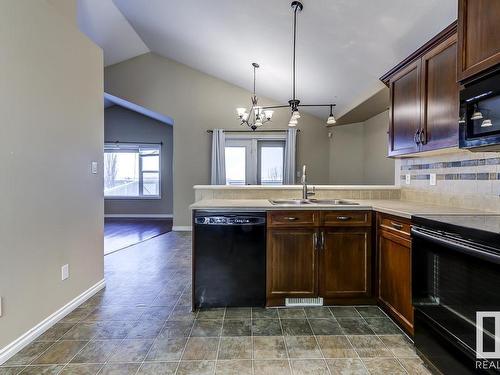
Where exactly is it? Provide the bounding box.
[78,0,457,118]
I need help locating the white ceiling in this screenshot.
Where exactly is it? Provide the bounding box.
[78,0,457,117]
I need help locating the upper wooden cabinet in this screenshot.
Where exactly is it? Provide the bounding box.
[381,23,459,157]
[458,0,500,81]
[421,33,459,151]
[389,61,422,156]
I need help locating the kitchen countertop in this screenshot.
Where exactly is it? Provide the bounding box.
[190,199,491,219]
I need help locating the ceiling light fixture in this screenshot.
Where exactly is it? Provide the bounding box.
[236,63,274,131]
[235,1,336,130]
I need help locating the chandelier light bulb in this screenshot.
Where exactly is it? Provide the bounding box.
[264,110,274,120]
[327,115,336,125]
[291,109,301,119]
[241,112,249,121]
[255,118,263,127]
[236,107,247,118]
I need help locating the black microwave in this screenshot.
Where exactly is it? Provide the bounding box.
[459,70,500,151]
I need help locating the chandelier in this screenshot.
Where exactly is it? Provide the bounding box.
[236,1,337,131]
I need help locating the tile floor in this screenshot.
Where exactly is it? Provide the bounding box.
[0,232,431,375]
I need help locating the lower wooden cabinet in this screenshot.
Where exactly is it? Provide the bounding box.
[266,228,318,305]
[319,228,372,300]
[266,211,372,306]
[377,214,414,335]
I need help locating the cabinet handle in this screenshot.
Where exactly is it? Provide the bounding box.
[336,216,351,221]
[391,222,404,230]
[283,216,298,221]
[320,231,325,251]
[419,128,427,145]
[414,129,421,145]
[313,232,318,250]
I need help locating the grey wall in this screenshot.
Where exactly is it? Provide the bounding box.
[329,123,365,184]
[104,106,173,215]
[329,110,394,185]
[0,0,103,350]
[363,111,394,184]
[104,53,331,227]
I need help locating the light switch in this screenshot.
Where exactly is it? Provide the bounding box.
[405,174,411,185]
[91,161,98,174]
[61,264,69,281]
[430,173,437,186]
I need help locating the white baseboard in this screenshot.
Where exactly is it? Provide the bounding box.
[104,214,173,218]
[0,279,105,365]
[172,226,192,232]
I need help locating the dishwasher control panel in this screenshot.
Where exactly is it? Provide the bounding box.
[195,215,266,225]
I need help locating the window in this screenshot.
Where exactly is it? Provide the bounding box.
[104,143,161,198]
[225,137,285,185]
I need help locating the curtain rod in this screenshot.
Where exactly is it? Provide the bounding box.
[206,129,300,133]
[105,141,163,145]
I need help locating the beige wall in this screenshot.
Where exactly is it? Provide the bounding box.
[104,53,331,227]
[0,0,103,350]
[329,110,394,185]
[104,106,173,215]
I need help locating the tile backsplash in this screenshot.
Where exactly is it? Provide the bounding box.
[398,149,500,212]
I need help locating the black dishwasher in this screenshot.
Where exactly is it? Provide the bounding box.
[193,211,266,308]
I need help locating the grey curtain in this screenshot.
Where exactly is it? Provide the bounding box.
[210,129,226,185]
[283,128,297,184]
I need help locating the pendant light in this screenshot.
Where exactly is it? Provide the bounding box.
[233,1,336,130]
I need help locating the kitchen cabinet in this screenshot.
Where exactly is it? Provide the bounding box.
[266,228,318,304]
[421,33,459,151]
[266,210,373,306]
[382,23,458,156]
[388,61,422,156]
[458,0,500,82]
[377,213,413,335]
[319,227,371,300]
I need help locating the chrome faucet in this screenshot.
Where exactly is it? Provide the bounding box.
[301,165,315,200]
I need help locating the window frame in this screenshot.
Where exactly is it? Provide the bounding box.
[104,143,162,200]
[224,133,286,186]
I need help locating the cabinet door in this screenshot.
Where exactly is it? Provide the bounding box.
[267,229,318,302]
[458,0,500,81]
[319,228,371,299]
[421,34,459,151]
[378,229,413,334]
[389,60,422,156]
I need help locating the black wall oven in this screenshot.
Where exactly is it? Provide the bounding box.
[412,215,500,374]
[460,70,500,151]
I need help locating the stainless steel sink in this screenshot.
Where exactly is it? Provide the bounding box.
[269,198,359,206]
[269,199,312,205]
[308,199,359,205]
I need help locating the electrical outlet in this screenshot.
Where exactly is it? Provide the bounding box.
[430,173,437,186]
[91,161,98,174]
[405,174,411,185]
[61,264,69,281]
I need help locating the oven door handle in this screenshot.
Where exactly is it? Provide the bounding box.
[411,227,500,265]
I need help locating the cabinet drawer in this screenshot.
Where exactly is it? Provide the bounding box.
[267,211,319,227]
[378,214,411,237]
[321,211,371,227]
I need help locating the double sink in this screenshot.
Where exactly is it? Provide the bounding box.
[269,198,359,206]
